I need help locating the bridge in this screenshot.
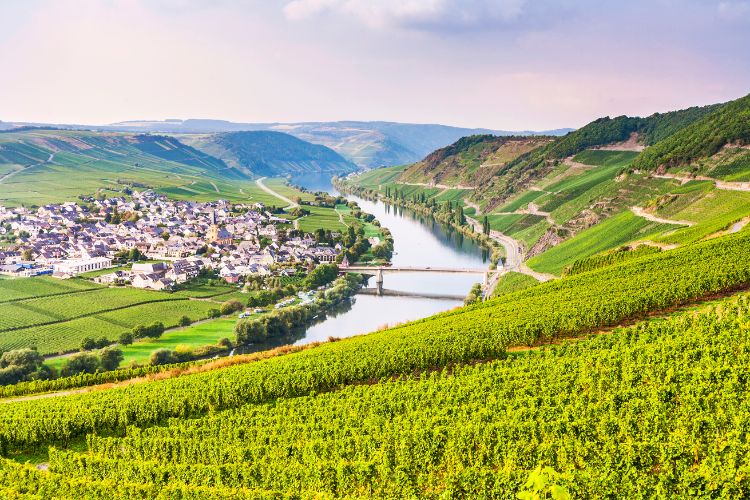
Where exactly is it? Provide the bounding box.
[342,265,501,297]
[357,288,466,301]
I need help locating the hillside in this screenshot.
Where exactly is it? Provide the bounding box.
[342,92,750,280]
[182,130,357,177]
[632,93,750,171]
[0,128,260,207]
[6,118,572,168]
[397,134,554,187]
[0,128,342,207]
[1,230,750,496]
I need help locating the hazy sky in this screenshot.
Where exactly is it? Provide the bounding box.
[0,0,748,130]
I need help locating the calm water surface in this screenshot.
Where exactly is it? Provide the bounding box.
[284,174,488,344]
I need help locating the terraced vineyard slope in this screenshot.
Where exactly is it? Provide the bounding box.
[0,230,749,496]
[342,92,750,280]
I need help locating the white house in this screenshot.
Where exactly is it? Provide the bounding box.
[52,257,113,276]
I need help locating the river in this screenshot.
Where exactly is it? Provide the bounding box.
[285,174,489,345]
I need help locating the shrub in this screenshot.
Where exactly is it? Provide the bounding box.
[99,347,123,371]
[149,349,176,366]
[61,353,100,377]
[118,331,134,346]
[220,300,244,316]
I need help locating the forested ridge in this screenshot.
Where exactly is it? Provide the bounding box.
[633,93,750,170]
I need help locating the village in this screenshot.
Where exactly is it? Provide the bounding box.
[0,190,345,289]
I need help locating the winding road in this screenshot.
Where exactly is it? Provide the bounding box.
[255,177,298,209]
[465,215,555,287]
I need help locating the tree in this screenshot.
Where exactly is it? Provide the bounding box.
[220,300,244,316]
[455,205,465,225]
[132,322,164,339]
[61,353,100,377]
[128,248,143,261]
[80,337,97,351]
[0,348,46,385]
[99,347,123,371]
[178,315,192,327]
[304,264,339,289]
[118,331,134,345]
[0,348,43,372]
[150,349,176,366]
[21,249,33,261]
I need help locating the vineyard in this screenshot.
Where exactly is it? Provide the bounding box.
[0,232,745,443]
[0,286,218,355]
[0,277,98,304]
[0,231,748,494]
[2,287,750,496]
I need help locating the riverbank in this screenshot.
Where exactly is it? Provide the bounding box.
[335,177,557,290]
[334,177,503,266]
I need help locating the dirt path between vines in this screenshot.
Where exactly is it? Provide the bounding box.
[0,153,55,184]
[653,173,750,192]
[399,181,476,190]
[630,206,695,226]
[506,286,750,354]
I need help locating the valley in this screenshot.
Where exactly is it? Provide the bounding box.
[1,91,750,497]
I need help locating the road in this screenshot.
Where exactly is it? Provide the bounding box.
[465,215,555,286]
[653,173,750,192]
[630,206,695,226]
[334,206,349,227]
[399,181,476,190]
[0,153,55,184]
[255,177,298,209]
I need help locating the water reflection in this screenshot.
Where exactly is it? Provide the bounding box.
[282,174,489,344]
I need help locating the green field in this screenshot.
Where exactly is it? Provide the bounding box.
[527,211,677,275]
[705,149,750,181]
[347,165,407,189]
[119,318,238,365]
[0,277,98,303]
[172,284,240,299]
[0,129,330,209]
[0,281,220,355]
[495,189,546,213]
[572,149,640,168]
[649,182,750,244]
[45,318,240,370]
[297,205,350,232]
[491,271,540,296]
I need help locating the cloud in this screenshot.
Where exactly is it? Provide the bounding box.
[283,0,526,31]
[717,1,750,20]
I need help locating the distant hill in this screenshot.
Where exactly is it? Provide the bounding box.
[182,131,358,178]
[0,129,253,206]
[541,103,723,160]
[397,135,554,188]
[11,118,570,168]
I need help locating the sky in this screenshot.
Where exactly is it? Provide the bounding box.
[0,0,748,130]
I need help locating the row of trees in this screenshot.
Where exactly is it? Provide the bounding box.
[235,274,362,345]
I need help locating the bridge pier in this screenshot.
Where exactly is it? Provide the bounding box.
[375,269,384,296]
